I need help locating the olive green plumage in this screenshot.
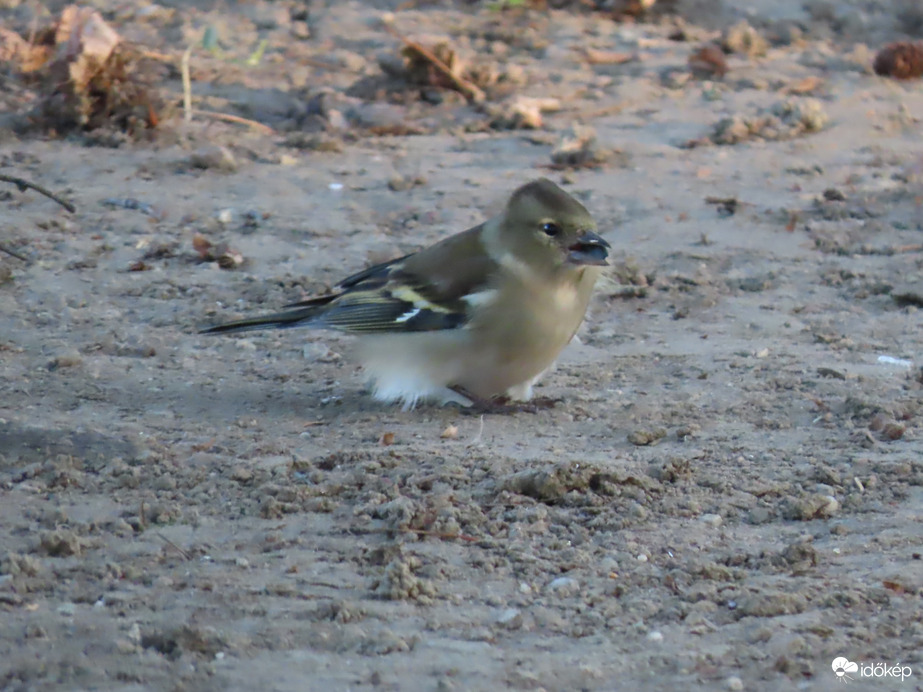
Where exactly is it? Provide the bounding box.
[202,178,610,409]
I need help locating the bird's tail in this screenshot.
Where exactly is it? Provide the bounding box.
[200,297,335,335]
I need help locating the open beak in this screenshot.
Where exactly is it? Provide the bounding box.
[567,231,610,266]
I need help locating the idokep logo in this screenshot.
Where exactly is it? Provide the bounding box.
[832,657,913,684]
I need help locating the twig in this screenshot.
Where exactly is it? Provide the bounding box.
[381,23,486,103]
[0,174,75,213]
[156,532,193,561]
[0,244,29,262]
[194,109,276,135]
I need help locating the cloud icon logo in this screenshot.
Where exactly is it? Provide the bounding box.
[832,657,859,679]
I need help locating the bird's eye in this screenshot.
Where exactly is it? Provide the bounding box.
[542,222,561,237]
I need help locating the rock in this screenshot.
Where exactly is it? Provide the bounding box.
[57,602,77,617]
[373,555,436,603]
[737,590,807,617]
[39,529,83,557]
[188,146,238,173]
[699,513,723,528]
[627,428,667,446]
[495,608,523,629]
[546,576,580,597]
[782,493,839,520]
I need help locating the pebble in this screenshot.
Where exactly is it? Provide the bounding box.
[189,146,238,173]
[726,676,744,691]
[700,513,723,528]
[546,576,580,597]
[495,608,523,629]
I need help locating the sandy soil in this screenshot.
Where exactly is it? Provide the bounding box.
[1,0,923,690]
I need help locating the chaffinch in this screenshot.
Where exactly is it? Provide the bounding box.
[202,178,610,411]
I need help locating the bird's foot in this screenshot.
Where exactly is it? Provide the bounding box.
[451,387,562,415]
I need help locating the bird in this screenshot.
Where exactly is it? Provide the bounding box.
[201,178,610,411]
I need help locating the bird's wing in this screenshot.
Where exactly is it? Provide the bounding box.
[301,225,500,334]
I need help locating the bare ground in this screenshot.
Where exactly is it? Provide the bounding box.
[1,1,922,690]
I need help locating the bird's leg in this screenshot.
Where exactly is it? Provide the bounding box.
[450,386,560,415]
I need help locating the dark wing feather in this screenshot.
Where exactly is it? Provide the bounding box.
[203,225,497,336]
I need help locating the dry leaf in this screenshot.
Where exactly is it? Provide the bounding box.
[379,432,396,446]
[440,425,459,440]
[0,27,53,72]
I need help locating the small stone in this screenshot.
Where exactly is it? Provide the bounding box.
[495,608,523,629]
[700,513,723,528]
[114,638,138,654]
[127,623,142,646]
[39,529,82,557]
[47,351,83,371]
[291,20,310,40]
[783,493,839,520]
[189,146,238,173]
[647,630,664,642]
[230,466,253,483]
[747,507,773,524]
[627,428,667,446]
[726,676,744,691]
[546,576,580,597]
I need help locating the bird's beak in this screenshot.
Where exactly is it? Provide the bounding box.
[567,231,610,266]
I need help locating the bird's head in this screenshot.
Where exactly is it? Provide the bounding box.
[499,178,610,275]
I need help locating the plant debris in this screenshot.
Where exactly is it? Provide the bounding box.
[192,234,245,269]
[4,6,165,137]
[873,42,923,80]
[383,27,487,103]
[690,99,828,147]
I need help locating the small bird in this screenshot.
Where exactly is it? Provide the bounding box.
[202,178,610,411]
